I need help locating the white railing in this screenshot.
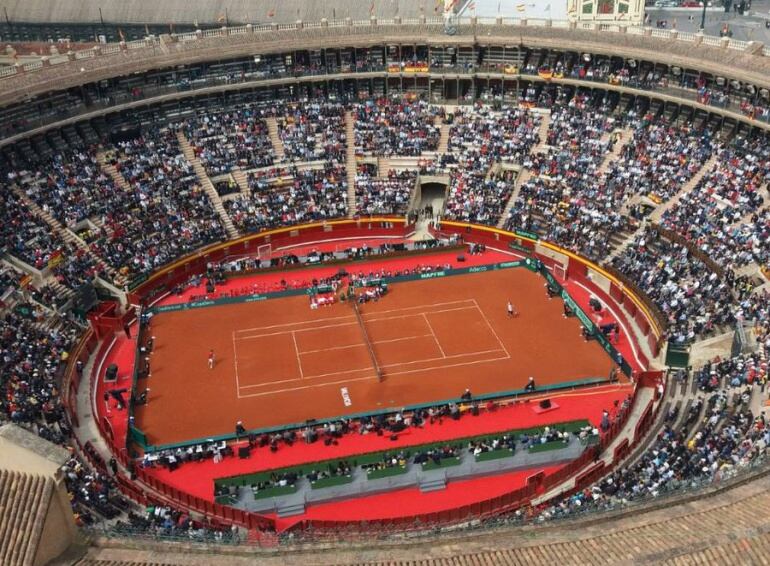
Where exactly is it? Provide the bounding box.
[0,65,17,77]
[22,61,43,72]
[650,29,672,39]
[100,44,121,55]
[728,39,748,50]
[0,18,766,83]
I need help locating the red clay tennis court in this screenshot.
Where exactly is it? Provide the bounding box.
[134,267,615,446]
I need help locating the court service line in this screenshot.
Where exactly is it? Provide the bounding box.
[238,364,374,389]
[378,348,507,369]
[297,334,434,355]
[233,300,475,335]
[234,305,479,341]
[237,374,379,398]
[383,353,511,378]
[235,321,359,340]
[291,331,304,379]
[471,299,512,358]
[234,313,356,334]
[422,313,446,358]
[363,305,477,324]
[237,353,512,398]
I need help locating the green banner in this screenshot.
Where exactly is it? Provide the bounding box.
[515,229,540,241]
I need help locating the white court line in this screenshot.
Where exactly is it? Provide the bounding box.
[379,348,506,369]
[231,331,240,398]
[422,313,446,358]
[291,331,304,379]
[235,305,479,341]
[235,322,359,340]
[238,375,379,398]
[298,334,433,355]
[384,353,511,378]
[232,299,475,335]
[471,298,512,358]
[238,365,374,389]
[236,353,512,398]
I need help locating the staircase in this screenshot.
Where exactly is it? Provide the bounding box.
[497,168,531,229]
[266,116,286,161]
[96,151,131,192]
[49,279,76,303]
[345,111,357,217]
[436,119,450,154]
[175,131,240,239]
[276,501,306,518]
[10,186,117,279]
[596,127,632,176]
[231,168,250,195]
[650,154,719,222]
[377,157,391,178]
[533,112,552,153]
[418,476,447,493]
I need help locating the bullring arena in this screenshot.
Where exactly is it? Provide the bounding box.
[1,1,770,565]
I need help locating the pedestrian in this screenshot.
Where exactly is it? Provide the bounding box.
[208,349,215,369]
[109,457,118,475]
[507,301,517,318]
[123,323,131,339]
[525,376,536,392]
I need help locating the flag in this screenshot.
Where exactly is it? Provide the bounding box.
[217,14,226,23]
[618,12,626,19]
[517,4,526,12]
[468,2,476,11]
[193,18,199,28]
[145,24,150,36]
[370,1,375,15]
[267,9,275,18]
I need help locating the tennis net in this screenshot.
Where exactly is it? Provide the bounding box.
[351,301,383,381]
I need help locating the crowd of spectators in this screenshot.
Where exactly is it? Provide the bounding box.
[182,105,275,174]
[354,98,442,156]
[225,163,348,232]
[276,101,347,163]
[660,137,770,270]
[447,105,541,164]
[355,164,416,216]
[96,127,227,280]
[528,383,768,523]
[612,228,739,343]
[0,310,77,441]
[445,169,515,225]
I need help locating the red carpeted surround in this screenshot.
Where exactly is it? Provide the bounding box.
[135,386,629,502]
[271,465,566,530]
[93,242,641,525]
